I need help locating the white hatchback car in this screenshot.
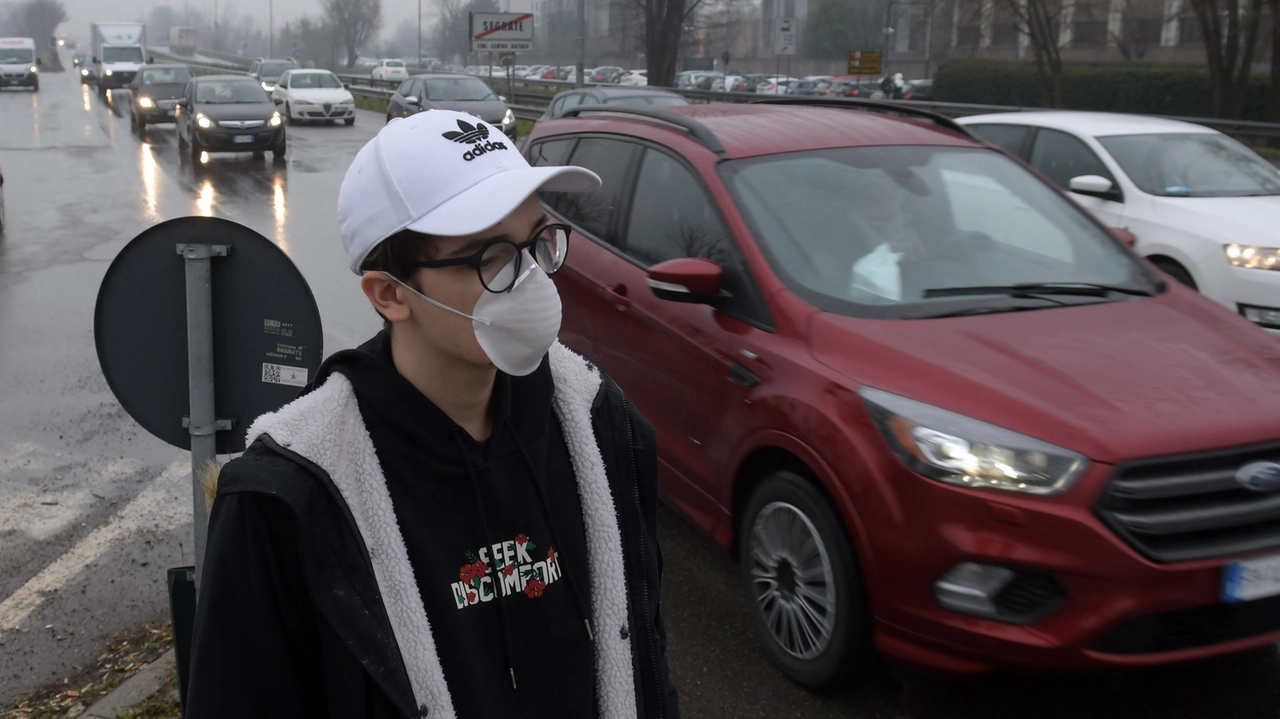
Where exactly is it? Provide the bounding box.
[371,59,409,83]
[959,112,1280,335]
[272,69,356,125]
[617,70,647,86]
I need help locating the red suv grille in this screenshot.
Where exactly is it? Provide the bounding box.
[1095,441,1280,563]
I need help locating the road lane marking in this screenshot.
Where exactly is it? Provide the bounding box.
[0,457,190,631]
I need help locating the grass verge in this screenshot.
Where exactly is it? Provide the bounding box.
[353,94,390,115]
[4,623,175,719]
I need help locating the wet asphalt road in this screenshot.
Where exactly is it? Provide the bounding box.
[2,68,1280,717]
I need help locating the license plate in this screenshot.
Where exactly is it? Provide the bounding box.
[233,135,254,144]
[1222,553,1280,603]
[6,80,17,85]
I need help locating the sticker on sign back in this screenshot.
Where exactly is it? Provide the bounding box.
[262,362,308,387]
[1222,552,1280,603]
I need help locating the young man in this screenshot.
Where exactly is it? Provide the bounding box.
[185,110,680,719]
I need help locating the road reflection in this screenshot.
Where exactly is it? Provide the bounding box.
[196,179,214,216]
[139,143,161,222]
[81,84,91,113]
[272,173,288,253]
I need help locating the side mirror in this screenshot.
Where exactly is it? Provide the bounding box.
[177,99,189,108]
[343,82,350,88]
[92,56,98,63]
[404,96,420,105]
[36,57,42,66]
[1069,174,1121,201]
[148,56,154,64]
[1110,227,1137,248]
[499,95,507,102]
[647,258,730,307]
[273,96,284,105]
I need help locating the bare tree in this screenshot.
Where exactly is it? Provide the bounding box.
[16,0,67,59]
[1187,0,1266,117]
[993,0,1067,106]
[323,0,384,69]
[636,0,708,86]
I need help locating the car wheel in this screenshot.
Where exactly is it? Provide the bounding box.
[740,470,870,689]
[344,117,355,126]
[285,102,296,125]
[189,133,202,161]
[31,77,38,91]
[1150,258,1198,290]
[273,134,286,159]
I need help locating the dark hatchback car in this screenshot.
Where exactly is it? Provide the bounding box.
[248,58,297,92]
[386,73,516,139]
[540,87,689,122]
[523,100,1280,688]
[129,64,194,129]
[176,75,286,159]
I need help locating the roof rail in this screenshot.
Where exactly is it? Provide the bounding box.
[750,97,975,139]
[561,105,728,158]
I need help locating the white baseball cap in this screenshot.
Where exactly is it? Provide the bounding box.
[337,110,601,274]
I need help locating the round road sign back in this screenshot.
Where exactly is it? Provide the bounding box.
[95,217,323,454]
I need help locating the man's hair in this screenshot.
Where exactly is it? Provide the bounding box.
[359,229,437,329]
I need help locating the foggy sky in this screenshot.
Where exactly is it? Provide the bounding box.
[57,0,506,45]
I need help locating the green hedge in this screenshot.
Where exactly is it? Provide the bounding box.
[934,59,1273,120]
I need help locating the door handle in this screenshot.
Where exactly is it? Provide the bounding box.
[607,284,631,310]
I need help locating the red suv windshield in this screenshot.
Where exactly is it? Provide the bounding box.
[720,145,1158,318]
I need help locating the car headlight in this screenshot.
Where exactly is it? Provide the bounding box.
[270,112,282,127]
[30,66,37,73]
[138,97,154,108]
[503,109,515,125]
[80,69,88,76]
[105,69,113,76]
[860,387,1087,495]
[1225,244,1280,271]
[196,114,211,129]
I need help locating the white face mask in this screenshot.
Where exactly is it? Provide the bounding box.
[383,253,562,376]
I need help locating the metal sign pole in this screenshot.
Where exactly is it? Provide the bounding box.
[177,243,231,593]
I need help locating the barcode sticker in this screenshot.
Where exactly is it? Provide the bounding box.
[262,363,307,387]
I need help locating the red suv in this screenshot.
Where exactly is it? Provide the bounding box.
[524,100,1280,687]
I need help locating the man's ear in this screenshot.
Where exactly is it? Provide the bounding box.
[360,272,413,324]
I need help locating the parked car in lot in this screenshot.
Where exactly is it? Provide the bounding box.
[959,112,1280,335]
[822,78,879,97]
[371,58,409,84]
[385,73,516,138]
[755,76,798,95]
[618,69,647,86]
[590,66,625,83]
[128,63,193,129]
[176,75,286,160]
[271,68,356,125]
[787,79,824,95]
[247,58,295,92]
[539,86,689,121]
[525,98,1280,687]
[902,79,934,100]
[726,73,771,92]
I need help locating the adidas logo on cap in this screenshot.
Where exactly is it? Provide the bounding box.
[442,118,510,162]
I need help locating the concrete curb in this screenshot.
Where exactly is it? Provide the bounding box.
[77,648,176,718]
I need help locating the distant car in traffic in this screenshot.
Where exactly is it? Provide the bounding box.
[128,63,194,130]
[526,98,1280,689]
[371,58,409,84]
[247,58,296,92]
[176,75,286,160]
[539,86,689,122]
[385,73,516,138]
[959,111,1280,334]
[272,68,356,125]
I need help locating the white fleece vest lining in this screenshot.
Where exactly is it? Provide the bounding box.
[245,343,638,719]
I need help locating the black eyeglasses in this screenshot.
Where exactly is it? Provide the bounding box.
[411,223,572,294]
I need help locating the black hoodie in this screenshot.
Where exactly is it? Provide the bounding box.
[339,332,595,717]
[184,335,681,719]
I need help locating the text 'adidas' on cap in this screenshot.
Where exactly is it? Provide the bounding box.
[337,110,601,274]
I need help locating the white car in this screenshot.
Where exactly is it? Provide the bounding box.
[958,111,1280,335]
[754,76,797,95]
[520,64,549,78]
[272,69,356,126]
[617,70,647,86]
[371,59,409,83]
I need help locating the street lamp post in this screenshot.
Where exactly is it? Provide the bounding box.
[418,0,422,67]
[269,0,274,57]
[576,0,586,88]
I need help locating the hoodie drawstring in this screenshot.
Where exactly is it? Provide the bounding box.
[506,417,596,644]
[453,429,521,690]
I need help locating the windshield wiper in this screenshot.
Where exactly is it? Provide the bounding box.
[923,282,1154,299]
[911,304,1063,319]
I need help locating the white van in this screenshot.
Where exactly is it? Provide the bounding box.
[0,37,39,91]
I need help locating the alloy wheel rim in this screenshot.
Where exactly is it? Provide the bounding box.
[748,501,837,660]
